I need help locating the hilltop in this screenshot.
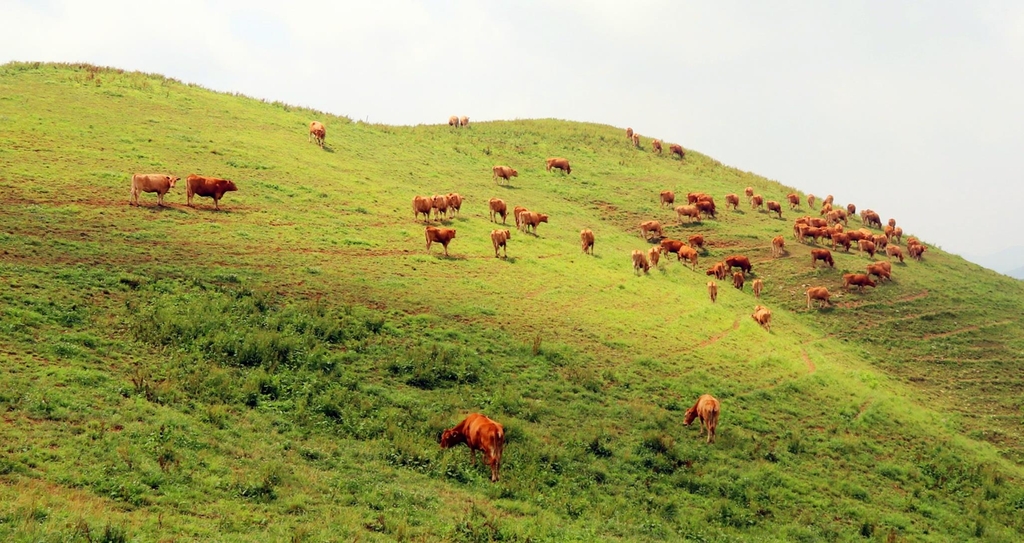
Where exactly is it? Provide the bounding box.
[1,62,1023,542]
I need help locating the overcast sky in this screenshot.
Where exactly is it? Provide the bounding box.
[4,1,1023,265]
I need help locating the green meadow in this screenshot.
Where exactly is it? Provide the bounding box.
[1,62,1023,541]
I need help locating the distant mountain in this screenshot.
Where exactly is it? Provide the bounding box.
[1006,266,1024,280]
[964,245,1024,275]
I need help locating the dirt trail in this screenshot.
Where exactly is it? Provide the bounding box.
[921,319,1014,341]
[696,317,740,349]
[801,350,816,374]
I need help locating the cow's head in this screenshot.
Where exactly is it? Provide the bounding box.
[439,429,463,448]
[166,176,180,187]
[510,169,518,177]
[683,407,698,426]
[221,179,239,192]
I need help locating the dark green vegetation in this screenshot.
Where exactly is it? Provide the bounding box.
[1,62,1023,541]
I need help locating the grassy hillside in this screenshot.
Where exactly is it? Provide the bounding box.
[1,62,1023,542]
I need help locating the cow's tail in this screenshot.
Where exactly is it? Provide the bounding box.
[708,406,720,442]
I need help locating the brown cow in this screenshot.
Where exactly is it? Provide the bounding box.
[186,174,238,210]
[707,280,718,303]
[751,305,772,332]
[751,195,764,210]
[866,261,891,282]
[688,234,705,250]
[652,139,663,154]
[872,234,888,250]
[888,218,897,228]
[744,186,754,201]
[883,225,895,240]
[908,242,926,261]
[886,245,904,262]
[632,249,650,275]
[448,115,460,127]
[771,235,786,257]
[492,165,518,185]
[660,190,675,207]
[308,121,326,148]
[767,200,783,218]
[675,205,701,222]
[513,206,529,229]
[426,226,457,256]
[862,210,882,229]
[808,217,828,228]
[706,262,728,280]
[732,271,745,290]
[845,230,867,242]
[431,194,450,221]
[806,286,832,309]
[440,413,505,482]
[831,232,851,252]
[521,211,549,235]
[581,229,595,255]
[752,278,764,299]
[488,197,508,223]
[696,200,717,219]
[460,116,469,128]
[684,394,720,444]
[687,192,709,204]
[632,132,640,148]
[807,194,816,209]
[413,195,433,222]
[640,220,663,240]
[893,227,904,244]
[670,144,685,159]
[130,173,179,207]
[660,238,685,254]
[819,202,833,216]
[811,248,834,268]
[847,203,856,215]
[858,239,877,258]
[786,193,800,210]
[677,245,699,270]
[625,127,634,140]
[446,193,463,218]
[824,195,834,206]
[843,273,877,291]
[491,229,511,258]
[545,157,571,174]
[648,246,661,269]
[725,193,740,210]
[724,255,753,274]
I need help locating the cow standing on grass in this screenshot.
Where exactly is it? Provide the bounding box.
[684,394,720,444]
[308,121,325,148]
[440,414,505,482]
[186,174,237,210]
[130,173,179,207]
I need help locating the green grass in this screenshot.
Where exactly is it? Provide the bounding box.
[1,61,1023,541]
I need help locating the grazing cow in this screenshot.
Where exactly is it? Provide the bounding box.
[431,194,450,221]
[581,229,595,255]
[862,210,882,229]
[884,225,895,241]
[632,249,650,274]
[847,203,856,215]
[811,248,834,268]
[808,217,828,228]
[675,205,701,222]
[545,157,571,174]
[186,174,238,210]
[801,226,827,244]
[886,245,904,262]
[446,193,463,218]
[724,255,753,274]
[632,133,640,147]
[725,193,740,210]
[744,186,754,201]
[521,211,549,235]
[425,226,457,256]
[767,200,783,218]
[625,127,633,140]
[448,115,460,127]
[489,197,508,224]
[640,220,663,240]
[824,195,834,206]
[707,280,718,303]
[872,234,888,250]
[752,278,764,299]
[129,173,179,207]
[806,287,832,309]
[807,194,816,209]
[732,271,745,290]
[687,234,705,250]
[491,229,511,258]
[660,190,675,207]
[819,202,833,216]
[831,232,852,252]
[751,195,764,210]
[893,227,904,244]
[843,273,877,291]
[845,230,867,242]
[440,413,505,482]
[888,218,896,228]
[460,116,469,127]
[648,246,661,268]
[827,209,844,226]
[858,239,877,258]
[687,192,709,204]
[696,200,717,219]
[684,394,720,444]
[786,193,801,210]
[677,245,699,270]
[670,144,685,159]
[772,235,786,257]
[513,206,529,229]
[652,139,663,154]
[308,121,326,148]
[414,195,434,222]
[706,262,728,280]
[866,261,891,282]
[660,238,685,254]
[492,165,518,185]
[908,242,926,261]
[751,305,772,332]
